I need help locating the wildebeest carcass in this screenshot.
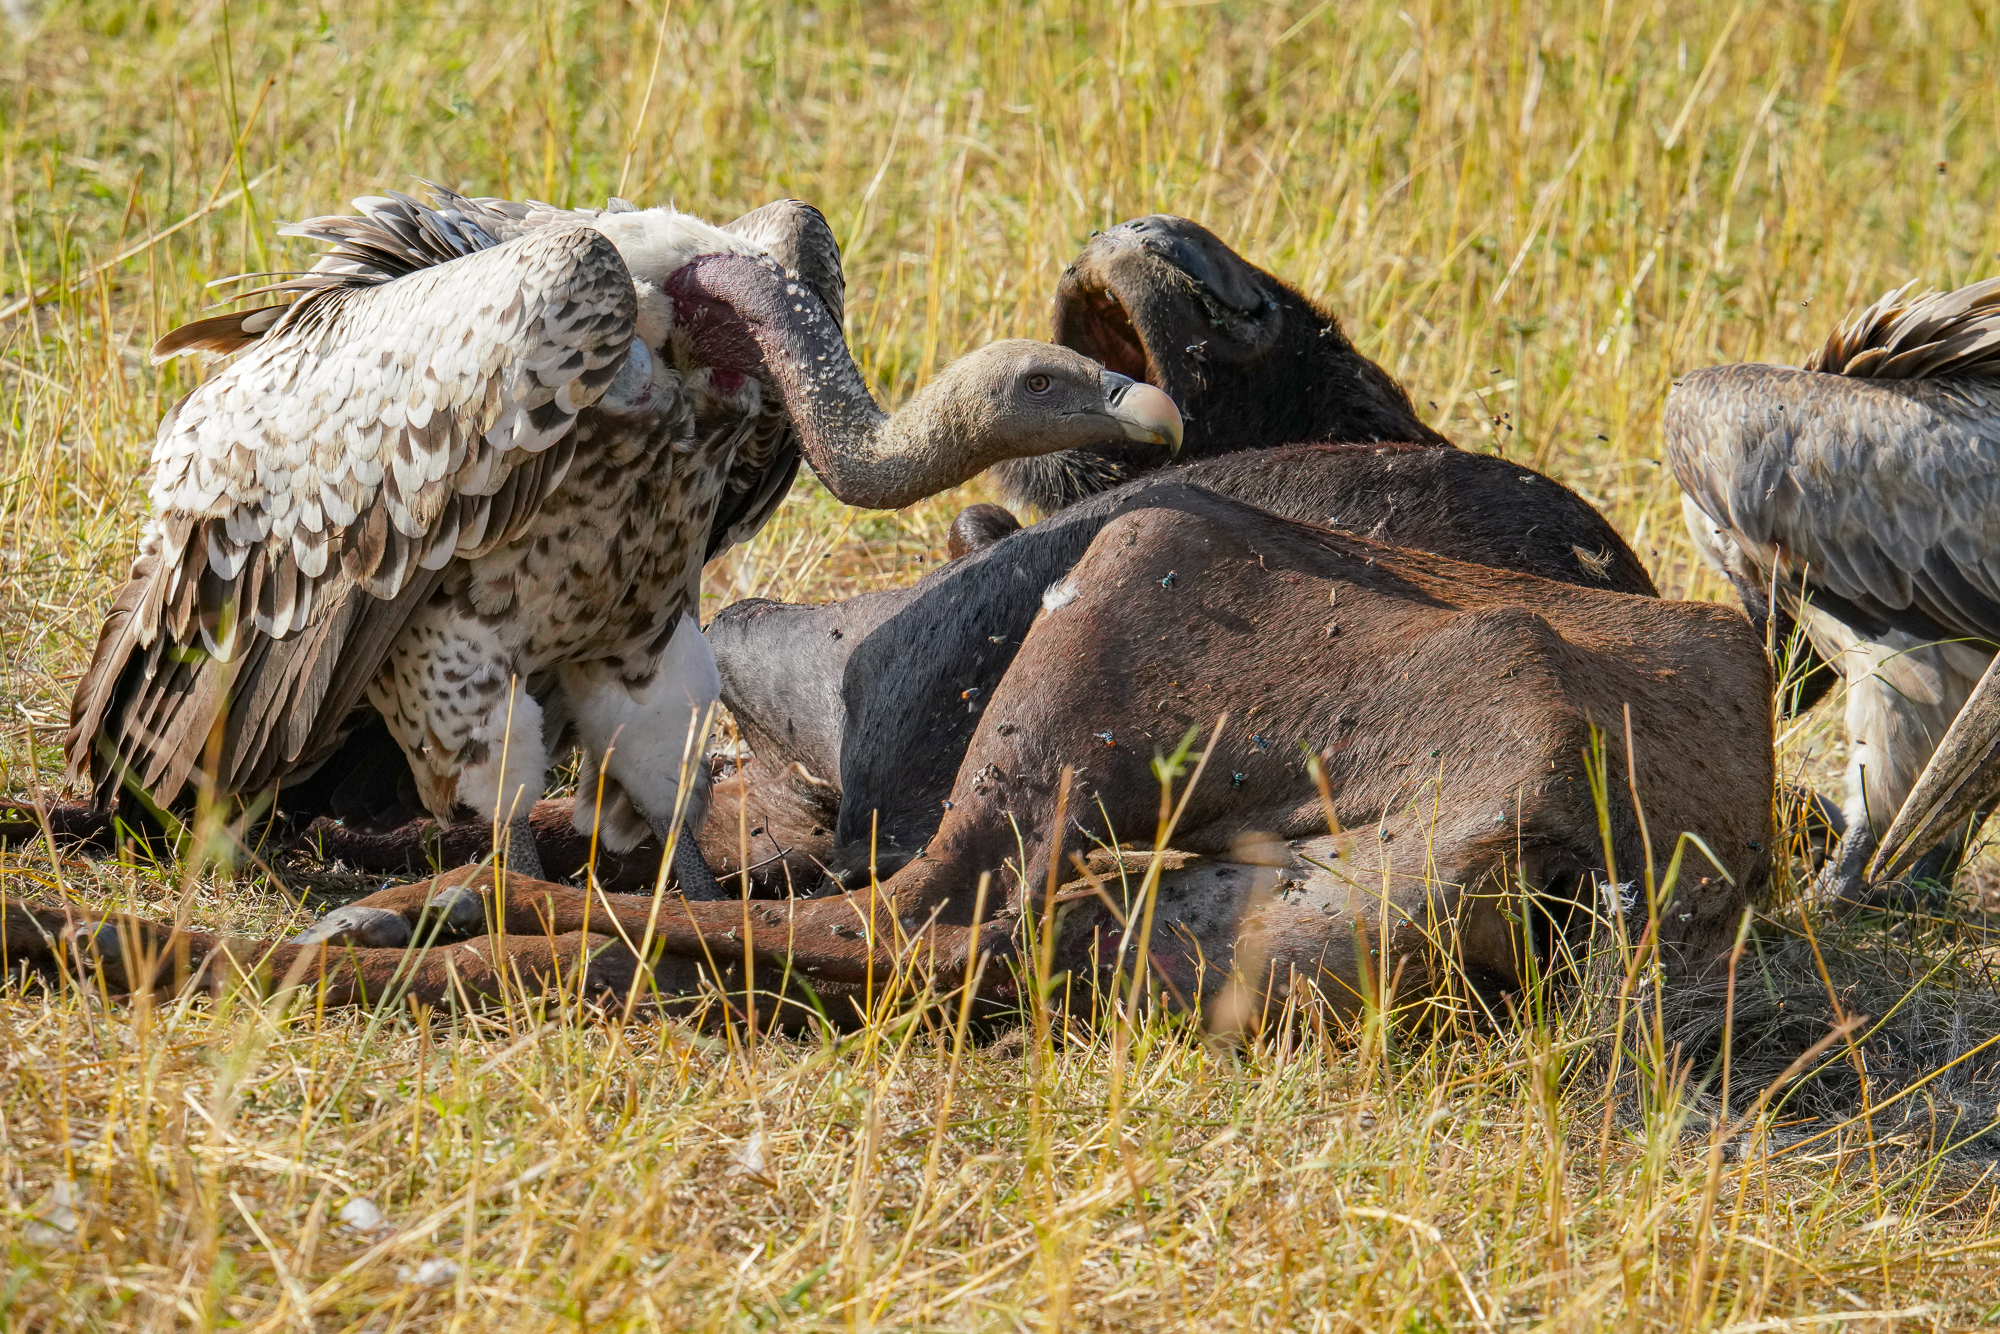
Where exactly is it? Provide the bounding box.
[6,484,1771,1027]
[699,216,1662,890]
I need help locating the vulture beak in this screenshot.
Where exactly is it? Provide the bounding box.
[1102,370,1183,454]
[1865,653,2000,884]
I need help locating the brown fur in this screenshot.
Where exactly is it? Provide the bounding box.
[9,488,1771,1025]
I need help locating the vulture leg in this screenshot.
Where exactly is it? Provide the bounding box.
[1812,823,1880,906]
[669,826,726,901]
[1863,655,2000,888]
[502,818,546,882]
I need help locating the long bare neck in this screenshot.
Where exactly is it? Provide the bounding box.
[746,307,999,511]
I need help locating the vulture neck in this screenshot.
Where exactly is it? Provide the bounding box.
[744,311,996,512]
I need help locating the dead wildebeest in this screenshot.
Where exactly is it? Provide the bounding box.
[5,485,1771,1028]
[685,216,1661,890]
[266,215,1659,895]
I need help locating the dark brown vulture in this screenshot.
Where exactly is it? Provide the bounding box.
[67,187,1180,892]
[1669,277,2000,896]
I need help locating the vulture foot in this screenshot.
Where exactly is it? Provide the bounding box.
[671,828,727,901]
[1811,824,1878,907]
[293,878,492,948]
[1813,823,1966,915]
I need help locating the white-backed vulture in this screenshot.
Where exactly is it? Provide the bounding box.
[1668,277,2000,895]
[67,187,1182,891]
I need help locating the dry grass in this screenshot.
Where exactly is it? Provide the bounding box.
[7,0,2000,1328]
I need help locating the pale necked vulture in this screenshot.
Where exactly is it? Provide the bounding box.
[1669,277,2000,896]
[68,187,1181,891]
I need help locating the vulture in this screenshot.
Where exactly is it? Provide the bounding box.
[1669,277,2000,896]
[68,187,1181,892]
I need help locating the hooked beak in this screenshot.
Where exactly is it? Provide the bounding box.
[1102,370,1183,454]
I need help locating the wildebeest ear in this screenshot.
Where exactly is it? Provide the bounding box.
[947,503,1022,560]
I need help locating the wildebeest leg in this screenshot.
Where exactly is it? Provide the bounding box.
[696,756,842,893]
[1,895,682,1008]
[287,868,1021,999]
[0,799,124,851]
[7,890,948,1025]
[289,799,608,880]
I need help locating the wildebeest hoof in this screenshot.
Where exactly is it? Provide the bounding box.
[293,905,411,948]
[65,918,124,963]
[417,883,488,939]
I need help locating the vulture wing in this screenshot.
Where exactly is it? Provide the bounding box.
[71,219,638,810]
[697,199,847,560]
[1666,278,2000,646]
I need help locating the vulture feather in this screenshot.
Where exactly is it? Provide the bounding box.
[1668,276,2000,892]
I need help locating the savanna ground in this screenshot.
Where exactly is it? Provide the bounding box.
[5,0,2000,1328]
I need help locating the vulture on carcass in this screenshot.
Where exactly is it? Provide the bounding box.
[66,188,1181,893]
[1669,277,2000,897]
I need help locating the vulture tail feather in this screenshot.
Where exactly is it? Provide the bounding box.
[1808,276,2000,382]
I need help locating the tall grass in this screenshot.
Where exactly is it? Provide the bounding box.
[6,0,2000,1328]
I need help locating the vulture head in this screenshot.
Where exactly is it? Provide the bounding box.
[995,214,1444,512]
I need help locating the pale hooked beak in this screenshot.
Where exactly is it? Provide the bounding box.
[1102,370,1183,454]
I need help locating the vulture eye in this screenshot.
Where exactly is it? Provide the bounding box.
[1025,373,1053,394]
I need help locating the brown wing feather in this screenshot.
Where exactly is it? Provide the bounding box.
[74,215,637,813]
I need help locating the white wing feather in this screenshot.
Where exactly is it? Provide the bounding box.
[145,222,637,653]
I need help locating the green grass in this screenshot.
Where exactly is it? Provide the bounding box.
[6,0,2000,1328]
